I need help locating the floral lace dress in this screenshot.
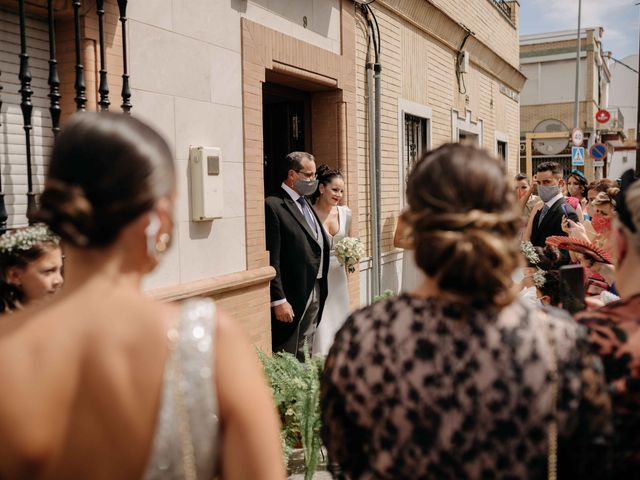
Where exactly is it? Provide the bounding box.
[575,294,640,477]
[321,294,612,479]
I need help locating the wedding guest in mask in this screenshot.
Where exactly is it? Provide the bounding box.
[518,243,565,308]
[590,187,619,262]
[524,161,579,247]
[567,170,589,210]
[265,152,330,360]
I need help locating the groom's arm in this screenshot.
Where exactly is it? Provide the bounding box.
[265,200,286,303]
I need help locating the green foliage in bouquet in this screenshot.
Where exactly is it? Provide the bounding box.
[258,345,325,480]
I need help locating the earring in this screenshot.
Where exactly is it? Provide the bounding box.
[155,233,171,253]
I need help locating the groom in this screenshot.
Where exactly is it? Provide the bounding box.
[265,151,330,360]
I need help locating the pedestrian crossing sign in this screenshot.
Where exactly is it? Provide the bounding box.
[571,146,585,166]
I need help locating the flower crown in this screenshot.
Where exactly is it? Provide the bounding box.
[0,224,60,255]
[520,241,546,288]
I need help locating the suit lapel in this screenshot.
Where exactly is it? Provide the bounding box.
[538,198,563,230]
[281,192,320,244]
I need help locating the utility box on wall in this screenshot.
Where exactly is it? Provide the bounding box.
[189,146,223,221]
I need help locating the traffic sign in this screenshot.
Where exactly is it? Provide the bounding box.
[593,160,605,168]
[595,109,611,124]
[572,146,585,166]
[571,128,584,146]
[590,143,608,160]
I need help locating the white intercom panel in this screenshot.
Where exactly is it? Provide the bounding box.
[189,146,223,221]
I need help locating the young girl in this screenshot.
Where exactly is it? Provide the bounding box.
[0,224,63,313]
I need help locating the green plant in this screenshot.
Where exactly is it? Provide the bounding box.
[373,289,394,302]
[258,345,325,480]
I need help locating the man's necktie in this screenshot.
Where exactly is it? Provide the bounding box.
[538,204,550,226]
[297,197,318,237]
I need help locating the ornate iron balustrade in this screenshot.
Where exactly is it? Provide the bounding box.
[0,0,132,231]
[490,0,512,20]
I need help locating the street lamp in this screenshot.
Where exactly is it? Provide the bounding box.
[636,2,640,175]
[574,0,582,130]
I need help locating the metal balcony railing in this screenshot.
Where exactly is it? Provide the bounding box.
[0,0,132,232]
[489,0,512,20]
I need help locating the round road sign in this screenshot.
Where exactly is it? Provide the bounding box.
[595,109,611,124]
[571,128,584,147]
[590,143,608,159]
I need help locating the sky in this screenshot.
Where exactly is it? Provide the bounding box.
[520,0,640,60]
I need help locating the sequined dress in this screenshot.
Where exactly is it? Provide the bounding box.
[143,298,220,480]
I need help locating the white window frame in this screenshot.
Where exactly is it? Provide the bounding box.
[397,98,432,210]
[495,130,509,163]
[452,109,483,146]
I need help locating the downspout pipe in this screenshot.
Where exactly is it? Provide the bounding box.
[367,61,380,300]
[373,62,382,299]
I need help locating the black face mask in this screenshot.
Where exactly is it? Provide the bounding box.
[615,169,639,233]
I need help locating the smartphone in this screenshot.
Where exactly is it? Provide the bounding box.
[559,265,586,314]
[561,204,569,218]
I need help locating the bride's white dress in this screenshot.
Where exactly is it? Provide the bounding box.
[313,205,352,356]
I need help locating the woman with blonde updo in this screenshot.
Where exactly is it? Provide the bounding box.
[590,187,619,259]
[321,143,611,479]
[0,113,284,479]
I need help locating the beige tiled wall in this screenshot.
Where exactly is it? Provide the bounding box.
[355,0,521,261]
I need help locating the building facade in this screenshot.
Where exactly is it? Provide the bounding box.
[520,27,617,180]
[607,54,638,179]
[354,0,524,300]
[0,0,523,347]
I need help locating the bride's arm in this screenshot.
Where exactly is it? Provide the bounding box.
[215,311,285,480]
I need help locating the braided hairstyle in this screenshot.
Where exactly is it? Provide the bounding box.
[402,143,520,308]
[311,164,343,204]
[33,112,175,248]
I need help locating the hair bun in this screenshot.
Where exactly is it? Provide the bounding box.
[35,179,94,247]
[607,186,621,198]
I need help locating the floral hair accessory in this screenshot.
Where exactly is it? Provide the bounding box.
[520,241,546,287]
[0,224,60,255]
[520,241,540,265]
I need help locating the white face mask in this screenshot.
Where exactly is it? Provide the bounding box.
[145,211,161,258]
[520,286,543,307]
[512,267,525,284]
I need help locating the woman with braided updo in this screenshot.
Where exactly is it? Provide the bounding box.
[311,164,352,355]
[0,224,63,313]
[321,143,612,479]
[0,113,284,479]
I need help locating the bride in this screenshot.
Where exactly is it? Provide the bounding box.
[311,165,352,356]
[0,113,284,479]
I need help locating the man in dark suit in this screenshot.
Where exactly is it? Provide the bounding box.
[265,151,330,360]
[529,161,579,247]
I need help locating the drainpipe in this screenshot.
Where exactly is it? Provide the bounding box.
[367,61,380,300]
[373,63,382,299]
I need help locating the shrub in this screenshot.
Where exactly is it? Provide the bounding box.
[258,345,325,480]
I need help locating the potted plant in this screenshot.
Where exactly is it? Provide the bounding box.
[258,346,326,479]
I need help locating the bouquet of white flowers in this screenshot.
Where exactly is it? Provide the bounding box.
[334,237,364,274]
